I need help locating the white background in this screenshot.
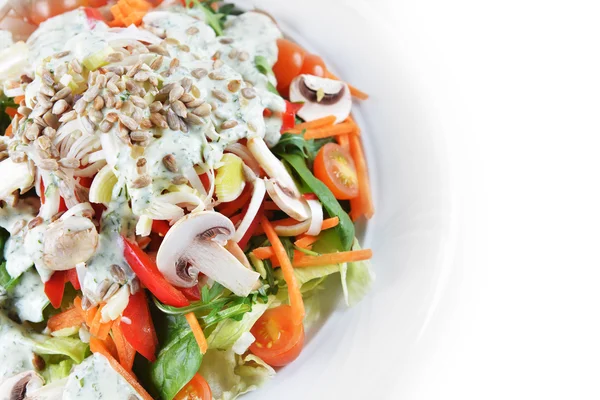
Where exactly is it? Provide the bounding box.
[379,0,600,398]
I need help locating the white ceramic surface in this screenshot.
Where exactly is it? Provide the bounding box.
[236,0,458,398]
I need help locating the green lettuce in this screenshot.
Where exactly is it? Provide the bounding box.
[208,298,272,351]
[41,359,74,383]
[340,239,375,306]
[32,336,89,364]
[199,349,275,400]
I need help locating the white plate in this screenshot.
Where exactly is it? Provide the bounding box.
[236,0,458,398]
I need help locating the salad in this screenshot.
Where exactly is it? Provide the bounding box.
[0,0,375,399]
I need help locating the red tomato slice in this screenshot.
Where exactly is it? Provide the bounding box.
[174,374,212,400]
[249,305,305,367]
[122,237,190,308]
[314,143,359,200]
[273,39,306,94]
[121,290,158,362]
[29,0,88,25]
[300,54,326,77]
[65,269,81,290]
[44,271,66,309]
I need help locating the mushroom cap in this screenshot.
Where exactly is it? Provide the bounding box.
[265,179,310,222]
[42,216,99,271]
[156,211,260,296]
[289,74,352,124]
[0,371,44,400]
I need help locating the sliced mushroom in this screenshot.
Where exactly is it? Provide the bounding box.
[156,211,260,297]
[42,216,99,270]
[289,74,352,123]
[265,179,310,221]
[0,371,44,400]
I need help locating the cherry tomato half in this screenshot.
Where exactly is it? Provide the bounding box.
[249,305,305,367]
[28,0,89,25]
[314,143,359,200]
[300,54,326,77]
[273,39,306,93]
[174,374,212,400]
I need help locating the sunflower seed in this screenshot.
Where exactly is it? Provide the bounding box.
[162,154,178,172]
[228,48,239,59]
[37,95,53,110]
[238,51,250,62]
[129,278,140,295]
[115,98,123,109]
[89,109,104,124]
[227,80,241,93]
[169,84,184,103]
[81,116,95,134]
[186,26,199,35]
[25,124,40,141]
[107,65,125,76]
[125,80,141,96]
[131,175,151,188]
[191,68,208,79]
[110,265,127,284]
[127,60,143,78]
[193,103,211,117]
[131,108,144,124]
[106,52,125,63]
[43,111,59,129]
[82,85,100,102]
[131,131,152,142]
[39,158,59,171]
[179,119,188,133]
[221,120,238,130]
[39,84,55,97]
[178,44,190,52]
[150,113,168,128]
[181,77,193,93]
[148,45,170,57]
[167,108,180,130]
[99,120,113,133]
[107,81,120,95]
[69,58,82,74]
[58,110,76,124]
[27,216,43,230]
[90,96,104,111]
[105,112,119,123]
[171,100,188,118]
[209,71,226,81]
[49,100,67,116]
[17,106,31,117]
[88,70,99,86]
[212,89,228,102]
[169,58,180,72]
[119,114,139,131]
[184,113,202,126]
[52,87,71,102]
[149,101,163,113]
[102,283,120,301]
[41,70,54,86]
[185,97,204,108]
[159,83,175,95]
[134,71,151,82]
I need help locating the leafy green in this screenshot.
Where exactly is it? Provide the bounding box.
[198,349,275,400]
[277,153,355,250]
[185,0,241,36]
[32,336,90,364]
[272,132,335,164]
[267,82,280,95]
[151,315,203,400]
[41,358,74,383]
[340,239,375,306]
[0,93,16,135]
[0,227,18,291]
[255,55,273,76]
[207,298,271,350]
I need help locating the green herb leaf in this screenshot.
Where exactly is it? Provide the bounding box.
[267,82,280,95]
[151,315,203,400]
[272,132,335,164]
[0,93,16,135]
[278,153,355,250]
[255,55,273,76]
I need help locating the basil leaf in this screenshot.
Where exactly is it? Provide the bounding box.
[279,153,355,250]
[151,315,203,400]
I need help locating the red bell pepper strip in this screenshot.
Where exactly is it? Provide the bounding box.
[45,271,66,309]
[151,220,170,237]
[121,237,190,308]
[84,7,105,29]
[178,285,201,301]
[281,101,303,133]
[237,203,265,250]
[120,290,158,362]
[66,269,81,290]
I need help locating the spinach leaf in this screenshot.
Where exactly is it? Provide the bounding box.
[278,153,355,250]
[0,93,16,135]
[151,315,203,400]
[0,227,17,291]
[185,1,242,36]
[272,133,335,164]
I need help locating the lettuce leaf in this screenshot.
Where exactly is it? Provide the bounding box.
[41,358,74,383]
[32,336,89,364]
[199,349,275,400]
[208,298,271,351]
[340,239,375,306]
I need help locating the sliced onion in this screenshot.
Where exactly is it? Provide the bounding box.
[99,133,118,168]
[144,201,184,221]
[247,137,299,196]
[3,85,23,97]
[54,119,82,145]
[225,143,261,175]
[184,166,207,196]
[136,215,153,237]
[59,202,94,221]
[74,160,106,177]
[86,150,106,164]
[306,199,324,236]
[233,178,266,242]
[274,220,311,237]
[156,192,204,207]
[40,174,60,219]
[100,285,130,323]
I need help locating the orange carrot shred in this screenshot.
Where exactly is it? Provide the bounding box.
[90,337,154,400]
[294,235,318,249]
[303,122,357,140]
[293,249,373,268]
[47,306,84,332]
[348,135,374,219]
[252,246,274,260]
[185,312,208,354]
[4,124,13,137]
[337,134,350,151]
[263,201,281,211]
[13,95,25,104]
[287,115,336,134]
[112,320,136,371]
[261,217,304,325]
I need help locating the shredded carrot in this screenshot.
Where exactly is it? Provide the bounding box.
[349,135,374,219]
[321,217,340,230]
[90,337,154,400]
[350,197,363,221]
[216,188,252,217]
[325,70,369,100]
[90,304,113,340]
[185,312,208,354]
[47,306,84,332]
[4,124,13,137]
[5,107,17,118]
[13,95,25,104]
[263,201,280,211]
[85,305,98,327]
[303,122,357,140]
[294,235,318,249]
[337,134,350,152]
[229,213,243,225]
[110,0,151,27]
[112,320,136,371]
[287,115,336,134]
[261,217,304,325]
[293,249,373,268]
[252,246,274,260]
